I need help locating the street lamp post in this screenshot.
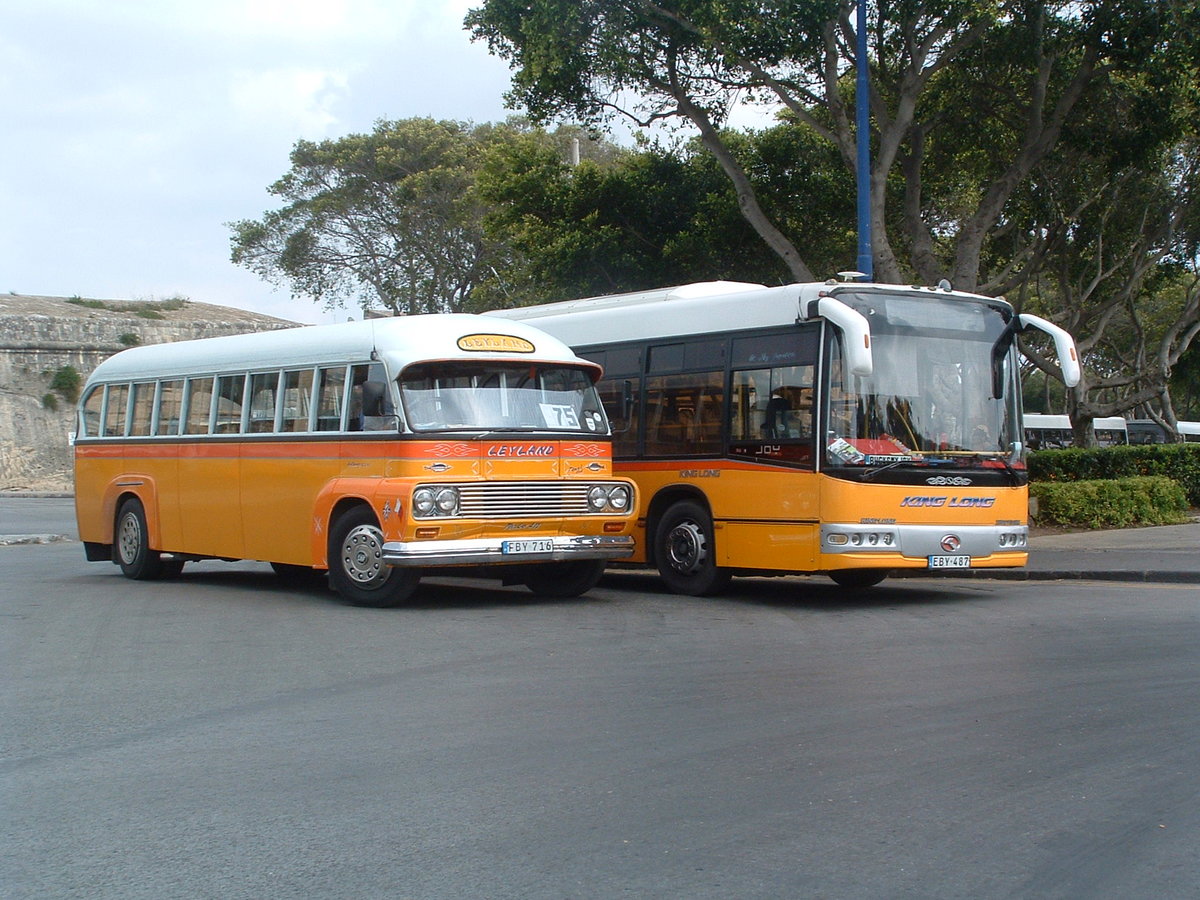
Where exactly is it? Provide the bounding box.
[855,0,873,280]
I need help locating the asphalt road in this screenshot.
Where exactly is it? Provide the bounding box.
[3,502,1200,898]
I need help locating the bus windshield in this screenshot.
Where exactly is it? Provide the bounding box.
[400,362,609,434]
[825,292,1019,468]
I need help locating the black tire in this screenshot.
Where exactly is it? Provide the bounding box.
[522,560,606,598]
[271,562,326,587]
[114,497,166,580]
[328,507,419,607]
[654,500,732,596]
[829,569,890,589]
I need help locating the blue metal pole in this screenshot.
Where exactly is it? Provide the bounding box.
[855,0,873,280]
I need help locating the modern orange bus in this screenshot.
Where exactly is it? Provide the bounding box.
[490,279,1080,594]
[74,314,635,606]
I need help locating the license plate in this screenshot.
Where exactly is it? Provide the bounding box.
[928,554,971,569]
[502,539,555,555]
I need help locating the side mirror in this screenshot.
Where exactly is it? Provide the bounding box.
[1018,314,1081,387]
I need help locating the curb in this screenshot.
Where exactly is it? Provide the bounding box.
[893,568,1200,584]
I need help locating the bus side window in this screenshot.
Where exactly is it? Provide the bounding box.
[596,377,640,458]
[280,368,315,432]
[645,372,723,456]
[349,363,397,432]
[184,377,215,435]
[156,380,183,436]
[129,382,154,436]
[214,374,245,434]
[80,385,103,437]
[315,366,347,431]
[101,383,129,437]
[248,372,279,433]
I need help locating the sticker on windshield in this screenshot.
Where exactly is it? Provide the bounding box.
[827,437,865,464]
[540,403,580,429]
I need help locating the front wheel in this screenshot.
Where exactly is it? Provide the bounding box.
[522,560,606,598]
[328,507,419,607]
[114,498,167,580]
[654,500,732,596]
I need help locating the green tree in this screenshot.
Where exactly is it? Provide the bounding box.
[229,118,516,315]
[467,0,1183,290]
[477,121,854,306]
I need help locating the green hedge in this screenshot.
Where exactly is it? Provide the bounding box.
[1029,443,1200,506]
[1029,476,1189,528]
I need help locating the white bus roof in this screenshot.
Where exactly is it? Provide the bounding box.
[1023,414,1071,428]
[486,280,1007,347]
[85,314,594,386]
[1177,421,1200,436]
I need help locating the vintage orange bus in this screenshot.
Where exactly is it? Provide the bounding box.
[490,280,1080,594]
[74,314,635,606]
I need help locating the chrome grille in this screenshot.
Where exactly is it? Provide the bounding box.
[455,482,594,518]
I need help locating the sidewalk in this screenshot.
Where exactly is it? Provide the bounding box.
[943,521,1200,583]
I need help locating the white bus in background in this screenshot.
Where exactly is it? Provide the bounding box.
[1023,414,1128,449]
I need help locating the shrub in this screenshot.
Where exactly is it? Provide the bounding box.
[49,365,81,404]
[42,392,59,411]
[1030,476,1189,528]
[1029,443,1200,505]
[119,332,141,346]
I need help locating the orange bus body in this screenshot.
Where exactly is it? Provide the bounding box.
[74,314,635,605]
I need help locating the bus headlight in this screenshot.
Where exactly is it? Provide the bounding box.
[608,484,631,511]
[435,487,459,515]
[588,484,633,513]
[588,485,610,511]
[413,485,459,518]
[413,487,436,516]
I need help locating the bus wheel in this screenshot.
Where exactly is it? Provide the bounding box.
[522,560,606,598]
[654,501,732,596]
[829,569,890,589]
[114,498,166,580]
[329,507,419,607]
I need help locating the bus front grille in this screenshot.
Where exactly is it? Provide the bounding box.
[456,482,594,518]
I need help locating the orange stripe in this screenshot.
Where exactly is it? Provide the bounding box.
[76,438,612,462]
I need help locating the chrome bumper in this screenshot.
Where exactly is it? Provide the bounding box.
[381,534,635,567]
[821,522,1028,557]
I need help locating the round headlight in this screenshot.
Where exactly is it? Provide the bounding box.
[608,485,630,511]
[588,485,609,511]
[413,487,435,515]
[435,487,458,514]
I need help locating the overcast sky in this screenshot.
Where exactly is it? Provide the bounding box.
[0,0,522,324]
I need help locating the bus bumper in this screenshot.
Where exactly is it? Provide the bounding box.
[381,534,635,567]
[820,522,1029,567]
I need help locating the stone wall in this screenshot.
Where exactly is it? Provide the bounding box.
[0,294,296,491]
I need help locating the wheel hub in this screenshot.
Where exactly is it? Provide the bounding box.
[666,521,706,575]
[342,525,385,585]
[118,513,141,564]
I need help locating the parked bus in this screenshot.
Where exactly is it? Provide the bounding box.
[1023,414,1128,449]
[74,314,636,606]
[1126,418,1200,444]
[490,280,1080,594]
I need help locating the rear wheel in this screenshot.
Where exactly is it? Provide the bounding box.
[654,500,732,596]
[522,560,606,598]
[829,569,890,589]
[328,507,419,607]
[114,498,167,580]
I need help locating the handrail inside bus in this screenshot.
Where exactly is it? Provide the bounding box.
[800,296,873,377]
[1018,313,1081,387]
